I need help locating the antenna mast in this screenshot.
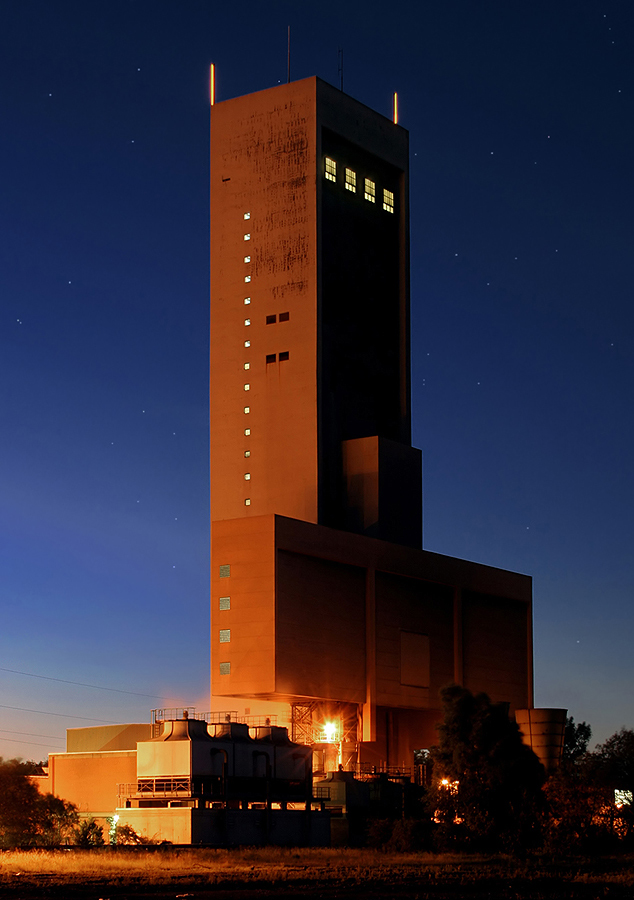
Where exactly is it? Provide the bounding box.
[338,47,344,91]
[287,26,291,83]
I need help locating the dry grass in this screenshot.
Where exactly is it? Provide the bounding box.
[2,847,634,897]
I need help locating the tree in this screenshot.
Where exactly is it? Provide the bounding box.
[591,729,634,793]
[0,757,79,848]
[543,726,634,851]
[428,685,546,850]
[562,717,592,766]
[0,757,45,848]
[39,794,79,847]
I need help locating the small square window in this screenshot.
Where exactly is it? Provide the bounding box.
[279,311,290,322]
[345,168,356,192]
[325,157,336,181]
[244,256,251,263]
[244,450,250,457]
[243,212,251,220]
[219,662,231,675]
[266,314,276,325]
[244,340,250,348]
[244,406,250,414]
[364,178,376,202]
[245,275,251,283]
[219,596,231,610]
[244,297,251,305]
[219,629,231,643]
[383,188,395,213]
[244,383,250,391]
[244,473,250,480]
[244,318,251,326]
[279,351,289,361]
[244,428,251,436]
[244,362,250,370]
[266,353,276,364]
[219,564,231,578]
[244,498,251,506]
[244,233,250,241]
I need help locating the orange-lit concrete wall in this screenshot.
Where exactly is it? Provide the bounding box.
[66,723,150,752]
[211,515,276,697]
[210,79,319,526]
[47,751,137,817]
[461,591,530,712]
[210,513,532,732]
[117,806,192,844]
[276,550,366,702]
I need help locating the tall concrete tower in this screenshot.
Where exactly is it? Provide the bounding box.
[209,78,532,768]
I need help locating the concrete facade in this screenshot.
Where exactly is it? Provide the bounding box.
[209,78,533,768]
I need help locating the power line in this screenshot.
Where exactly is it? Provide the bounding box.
[0,728,65,741]
[0,736,63,750]
[0,704,115,723]
[0,666,171,699]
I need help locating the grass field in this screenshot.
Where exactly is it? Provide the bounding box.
[2,848,634,898]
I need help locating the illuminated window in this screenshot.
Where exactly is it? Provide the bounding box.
[244,473,250,480]
[383,188,394,213]
[219,596,230,610]
[364,178,376,202]
[219,662,231,675]
[219,564,230,578]
[279,351,289,361]
[279,311,290,322]
[266,353,276,364]
[244,275,251,283]
[244,233,250,241]
[244,498,251,506]
[244,256,251,263]
[219,629,231,643]
[244,383,250,391]
[244,297,251,305]
[244,428,250,436]
[244,450,250,458]
[243,212,251,220]
[266,314,276,325]
[244,406,250,414]
[324,157,336,181]
[345,168,356,192]
[244,318,251,326]
[244,362,250,370]
[244,340,250,348]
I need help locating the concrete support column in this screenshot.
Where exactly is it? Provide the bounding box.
[362,566,376,742]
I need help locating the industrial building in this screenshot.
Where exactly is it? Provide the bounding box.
[208,76,532,769]
[36,76,544,844]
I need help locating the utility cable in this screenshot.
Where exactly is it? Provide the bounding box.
[0,666,171,700]
[0,704,116,723]
[0,728,65,741]
[0,736,63,750]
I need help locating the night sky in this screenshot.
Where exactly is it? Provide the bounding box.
[1,1,633,761]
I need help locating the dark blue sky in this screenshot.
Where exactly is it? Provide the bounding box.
[1,1,633,759]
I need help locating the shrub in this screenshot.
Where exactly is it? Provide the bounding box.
[75,819,106,848]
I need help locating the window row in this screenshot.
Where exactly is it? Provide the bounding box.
[266,351,289,363]
[324,157,394,212]
[267,312,290,324]
[245,312,290,327]
[240,219,253,517]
